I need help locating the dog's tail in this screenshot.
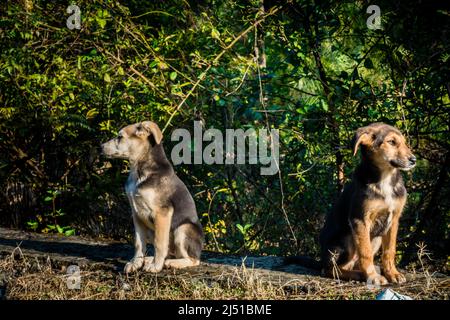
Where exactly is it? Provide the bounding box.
[283,255,322,270]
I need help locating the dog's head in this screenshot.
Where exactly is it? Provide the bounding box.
[101,121,163,161]
[352,123,416,171]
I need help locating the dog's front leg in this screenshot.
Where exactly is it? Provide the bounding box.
[381,214,406,283]
[143,207,172,273]
[124,217,147,273]
[352,219,388,285]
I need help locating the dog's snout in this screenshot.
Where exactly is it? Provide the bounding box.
[100,142,112,157]
[409,155,417,165]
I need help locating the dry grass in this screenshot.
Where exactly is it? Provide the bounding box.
[0,249,448,300]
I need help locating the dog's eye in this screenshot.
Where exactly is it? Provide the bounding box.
[388,140,396,146]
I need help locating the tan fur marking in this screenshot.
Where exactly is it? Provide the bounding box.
[152,207,173,270]
[351,220,376,277]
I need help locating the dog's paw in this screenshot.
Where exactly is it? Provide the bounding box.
[384,271,406,284]
[142,262,163,273]
[124,258,144,274]
[366,273,388,286]
[164,258,200,269]
[143,256,154,269]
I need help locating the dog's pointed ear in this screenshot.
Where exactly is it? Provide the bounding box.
[353,127,373,156]
[139,121,163,144]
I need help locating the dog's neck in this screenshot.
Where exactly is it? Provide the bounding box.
[355,156,399,186]
[129,144,173,182]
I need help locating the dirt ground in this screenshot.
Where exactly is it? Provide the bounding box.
[0,227,448,300]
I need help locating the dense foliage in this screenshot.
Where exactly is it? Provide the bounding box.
[1,0,449,268]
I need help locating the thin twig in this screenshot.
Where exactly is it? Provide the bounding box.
[287,162,317,177]
[225,63,251,97]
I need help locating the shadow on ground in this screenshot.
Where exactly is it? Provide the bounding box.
[0,227,317,277]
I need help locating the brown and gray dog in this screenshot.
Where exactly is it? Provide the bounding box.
[320,123,416,285]
[101,121,203,273]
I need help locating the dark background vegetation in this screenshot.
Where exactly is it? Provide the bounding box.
[1,0,449,270]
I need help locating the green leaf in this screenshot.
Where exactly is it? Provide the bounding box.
[169,71,177,81]
[44,196,53,202]
[86,108,98,119]
[211,28,221,40]
[27,221,38,230]
[96,17,107,29]
[56,225,64,234]
[64,229,75,236]
[104,73,111,83]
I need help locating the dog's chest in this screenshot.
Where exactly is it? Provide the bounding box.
[125,174,157,222]
[368,176,401,236]
[378,177,396,214]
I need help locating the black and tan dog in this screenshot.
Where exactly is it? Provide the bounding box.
[320,123,416,285]
[101,121,203,273]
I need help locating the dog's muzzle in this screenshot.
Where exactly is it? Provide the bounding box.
[408,155,417,167]
[100,143,107,155]
[101,143,114,158]
[391,155,416,171]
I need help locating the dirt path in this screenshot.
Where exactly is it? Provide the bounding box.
[0,227,448,299]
